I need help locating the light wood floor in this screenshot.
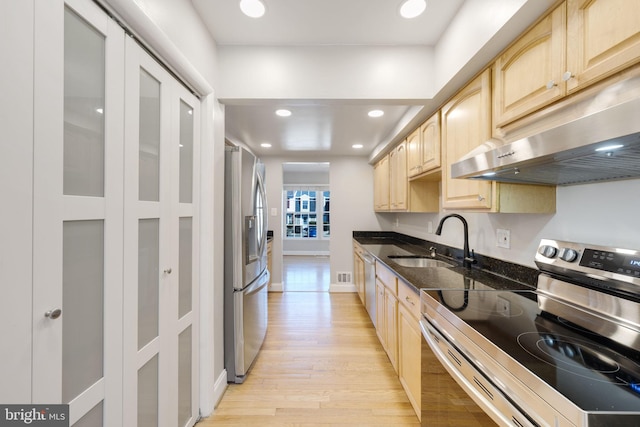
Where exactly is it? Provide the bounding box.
[283,255,330,292]
[198,292,420,426]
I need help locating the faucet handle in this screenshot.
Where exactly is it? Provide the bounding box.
[464,249,478,265]
[429,246,437,258]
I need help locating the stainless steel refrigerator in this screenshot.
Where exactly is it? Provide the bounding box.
[224,146,269,383]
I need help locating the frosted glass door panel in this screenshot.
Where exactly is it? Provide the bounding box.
[63,8,105,197]
[73,401,103,427]
[62,220,104,403]
[139,69,160,202]
[138,219,159,349]
[138,355,159,427]
[179,101,194,203]
[178,218,192,318]
[178,326,192,427]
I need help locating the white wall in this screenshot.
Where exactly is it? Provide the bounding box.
[218,45,434,102]
[329,158,381,288]
[378,179,640,268]
[0,0,34,403]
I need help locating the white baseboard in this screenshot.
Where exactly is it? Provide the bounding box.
[329,283,357,293]
[268,282,284,292]
[210,369,228,413]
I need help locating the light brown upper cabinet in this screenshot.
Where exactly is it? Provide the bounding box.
[390,141,408,211]
[373,154,390,211]
[566,0,640,93]
[493,3,566,128]
[442,69,494,210]
[407,112,441,179]
[443,69,556,213]
[494,0,640,129]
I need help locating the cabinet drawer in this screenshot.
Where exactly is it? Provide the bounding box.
[398,280,420,319]
[376,261,397,294]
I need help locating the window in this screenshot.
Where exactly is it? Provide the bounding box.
[284,189,330,239]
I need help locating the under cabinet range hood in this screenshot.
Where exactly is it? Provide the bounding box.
[451,77,640,186]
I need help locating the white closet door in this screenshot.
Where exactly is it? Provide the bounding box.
[175,84,201,427]
[123,37,200,427]
[32,0,125,425]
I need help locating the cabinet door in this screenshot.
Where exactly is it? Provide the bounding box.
[398,304,421,419]
[32,1,125,424]
[123,38,200,427]
[375,280,386,348]
[373,155,390,211]
[420,112,441,173]
[566,0,640,93]
[406,128,422,177]
[385,289,398,373]
[390,142,407,210]
[493,3,566,127]
[442,69,493,210]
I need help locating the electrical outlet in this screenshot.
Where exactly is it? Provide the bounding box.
[270,207,278,216]
[497,296,511,317]
[496,228,510,249]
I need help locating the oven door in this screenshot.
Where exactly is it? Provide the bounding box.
[420,318,537,427]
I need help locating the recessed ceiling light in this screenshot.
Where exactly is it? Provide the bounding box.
[261,143,272,148]
[352,144,364,149]
[368,109,384,118]
[399,0,427,19]
[239,0,265,18]
[275,109,291,117]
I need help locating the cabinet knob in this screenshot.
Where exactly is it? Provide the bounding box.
[478,195,485,201]
[562,71,574,81]
[546,80,557,90]
[405,296,415,306]
[45,308,62,320]
[163,267,173,275]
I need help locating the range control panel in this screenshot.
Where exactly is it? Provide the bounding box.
[535,239,640,281]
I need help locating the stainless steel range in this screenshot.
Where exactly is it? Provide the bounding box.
[420,239,640,427]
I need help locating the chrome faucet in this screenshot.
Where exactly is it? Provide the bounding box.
[435,214,476,269]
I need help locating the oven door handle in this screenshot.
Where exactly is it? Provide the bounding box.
[420,318,538,427]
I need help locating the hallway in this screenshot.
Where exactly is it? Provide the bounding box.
[283,255,331,292]
[200,291,420,426]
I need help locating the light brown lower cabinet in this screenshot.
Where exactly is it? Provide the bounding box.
[397,281,422,420]
[374,261,421,418]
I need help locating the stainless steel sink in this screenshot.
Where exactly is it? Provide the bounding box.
[388,256,453,268]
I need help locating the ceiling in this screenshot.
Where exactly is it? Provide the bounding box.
[189,0,478,160]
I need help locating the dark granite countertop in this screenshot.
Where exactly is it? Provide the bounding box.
[353,231,538,295]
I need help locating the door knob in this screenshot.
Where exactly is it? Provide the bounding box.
[163,268,173,275]
[45,308,62,319]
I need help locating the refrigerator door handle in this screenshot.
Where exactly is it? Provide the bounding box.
[243,269,270,295]
[255,166,268,260]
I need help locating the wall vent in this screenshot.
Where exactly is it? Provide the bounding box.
[337,271,352,283]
